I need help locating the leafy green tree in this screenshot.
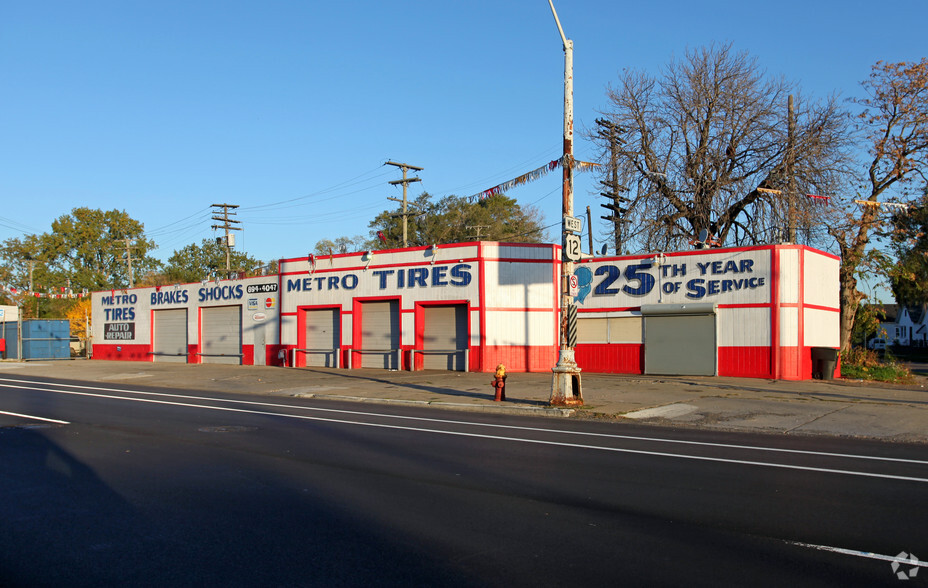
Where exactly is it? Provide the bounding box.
[0,208,158,307]
[313,235,371,255]
[161,238,266,284]
[368,192,548,248]
[888,186,928,308]
[40,207,160,290]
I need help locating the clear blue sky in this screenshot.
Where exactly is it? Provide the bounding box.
[1,0,925,274]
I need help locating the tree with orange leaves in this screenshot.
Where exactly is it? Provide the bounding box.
[830,58,928,350]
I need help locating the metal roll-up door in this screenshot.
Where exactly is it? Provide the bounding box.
[201,305,242,365]
[422,304,467,371]
[302,308,340,367]
[642,303,716,376]
[360,300,399,369]
[153,309,187,363]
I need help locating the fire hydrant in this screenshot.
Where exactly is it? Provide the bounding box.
[490,364,507,402]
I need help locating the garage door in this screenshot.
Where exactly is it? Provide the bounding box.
[359,300,399,369]
[643,304,716,376]
[152,309,187,363]
[301,308,340,367]
[422,304,467,370]
[201,305,242,365]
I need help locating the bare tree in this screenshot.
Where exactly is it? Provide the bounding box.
[828,58,928,350]
[593,43,852,252]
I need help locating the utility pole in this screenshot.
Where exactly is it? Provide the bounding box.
[211,203,242,276]
[786,94,797,243]
[548,0,582,407]
[466,225,490,240]
[585,206,594,254]
[113,237,139,288]
[385,161,423,248]
[596,117,629,255]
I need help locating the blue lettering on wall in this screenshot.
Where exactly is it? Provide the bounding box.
[431,266,448,287]
[450,264,472,287]
[622,264,655,296]
[593,266,621,295]
[284,265,473,293]
[198,284,244,302]
[150,290,189,305]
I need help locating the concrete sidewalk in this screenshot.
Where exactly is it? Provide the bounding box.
[1,359,927,443]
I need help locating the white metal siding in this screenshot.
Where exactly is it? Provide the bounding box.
[779,249,800,304]
[153,309,187,363]
[804,251,840,309]
[201,306,242,365]
[485,311,555,346]
[717,308,770,346]
[804,308,840,347]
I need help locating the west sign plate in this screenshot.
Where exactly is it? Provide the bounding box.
[564,215,583,233]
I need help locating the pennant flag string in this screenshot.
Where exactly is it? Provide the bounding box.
[854,199,908,210]
[466,157,602,203]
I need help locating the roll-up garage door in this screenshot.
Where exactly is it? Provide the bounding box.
[302,308,340,367]
[359,300,399,369]
[642,303,716,376]
[153,309,187,363]
[201,305,242,365]
[422,304,467,371]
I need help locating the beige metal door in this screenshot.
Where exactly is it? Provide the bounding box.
[201,306,242,365]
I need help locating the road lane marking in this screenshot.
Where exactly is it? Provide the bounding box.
[0,380,927,484]
[789,542,928,567]
[0,410,70,424]
[1,376,927,467]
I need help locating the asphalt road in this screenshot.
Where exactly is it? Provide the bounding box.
[1,374,926,587]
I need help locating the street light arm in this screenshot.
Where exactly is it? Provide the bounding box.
[548,0,568,49]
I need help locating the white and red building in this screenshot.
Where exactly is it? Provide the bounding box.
[91,242,839,380]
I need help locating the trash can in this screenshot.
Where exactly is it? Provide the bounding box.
[811,347,839,380]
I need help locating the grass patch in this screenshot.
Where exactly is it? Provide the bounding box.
[840,348,913,384]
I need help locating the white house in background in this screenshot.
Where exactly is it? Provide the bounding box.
[877,306,928,346]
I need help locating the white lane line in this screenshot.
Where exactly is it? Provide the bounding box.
[1,383,927,484]
[789,541,928,567]
[0,376,926,466]
[0,410,70,425]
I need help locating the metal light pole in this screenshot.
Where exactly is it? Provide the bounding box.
[548,0,582,406]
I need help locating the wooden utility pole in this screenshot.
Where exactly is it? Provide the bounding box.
[466,225,490,240]
[112,238,147,288]
[385,161,423,247]
[596,118,628,255]
[585,206,594,254]
[786,94,797,243]
[211,203,242,275]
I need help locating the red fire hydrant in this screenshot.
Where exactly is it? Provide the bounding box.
[490,364,507,402]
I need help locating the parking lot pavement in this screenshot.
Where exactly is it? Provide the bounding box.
[2,359,926,443]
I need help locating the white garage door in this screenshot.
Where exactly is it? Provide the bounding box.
[359,300,399,369]
[201,305,242,365]
[302,308,340,367]
[422,305,467,371]
[153,309,187,363]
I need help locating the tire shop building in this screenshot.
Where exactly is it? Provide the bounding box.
[91,242,839,380]
[91,275,282,365]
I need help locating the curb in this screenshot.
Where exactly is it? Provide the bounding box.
[292,392,576,417]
